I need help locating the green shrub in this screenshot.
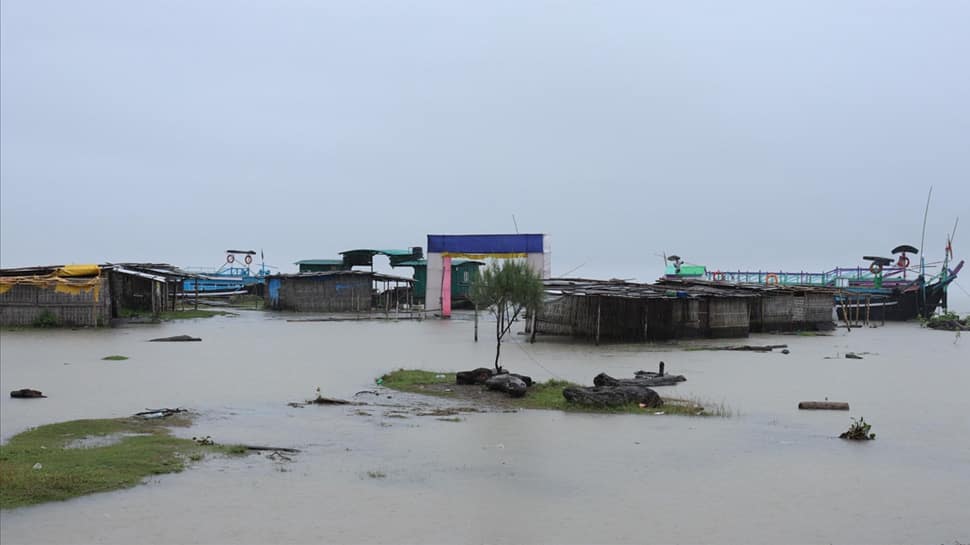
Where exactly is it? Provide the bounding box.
[31,311,59,328]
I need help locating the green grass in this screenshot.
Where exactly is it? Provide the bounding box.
[0,416,247,509]
[922,311,968,328]
[380,369,727,416]
[379,369,455,391]
[101,355,129,361]
[31,311,59,328]
[159,309,234,320]
[226,295,265,309]
[119,308,234,321]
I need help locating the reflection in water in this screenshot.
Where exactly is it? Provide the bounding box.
[2,312,968,544]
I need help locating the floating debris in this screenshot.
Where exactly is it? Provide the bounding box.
[149,335,201,342]
[10,389,46,399]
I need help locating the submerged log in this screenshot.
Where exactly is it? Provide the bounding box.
[596,372,685,388]
[798,401,850,410]
[10,388,46,398]
[134,407,186,418]
[700,344,787,352]
[485,374,528,398]
[309,396,352,405]
[243,445,301,453]
[563,384,662,408]
[149,335,202,342]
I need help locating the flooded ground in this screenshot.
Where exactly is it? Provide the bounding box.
[1,311,968,544]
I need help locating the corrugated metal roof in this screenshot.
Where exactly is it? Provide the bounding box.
[395,259,484,267]
[268,270,415,283]
[338,249,415,257]
[544,277,764,299]
[294,259,344,265]
[111,267,169,283]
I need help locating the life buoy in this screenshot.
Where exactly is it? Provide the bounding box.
[244,255,253,265]
[765,273,779,285]
[713,271,725,281]
[897,255,910,268]
[869,262,882,275]
[226,254,235,264]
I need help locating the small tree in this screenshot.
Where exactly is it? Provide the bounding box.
[470,260,544,371]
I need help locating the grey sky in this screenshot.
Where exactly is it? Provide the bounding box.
[2,1,968,306]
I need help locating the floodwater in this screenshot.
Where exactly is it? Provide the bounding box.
[1,311,968,544]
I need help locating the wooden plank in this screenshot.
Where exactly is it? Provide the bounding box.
[798,401,850,410]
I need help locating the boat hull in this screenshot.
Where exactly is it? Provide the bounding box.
[835,279,949,322]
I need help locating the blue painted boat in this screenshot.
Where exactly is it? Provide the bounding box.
[182,250,272,296]
[663,247,962,320]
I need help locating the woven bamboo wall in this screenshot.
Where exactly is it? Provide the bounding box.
[276,275,372,312]
[0,278,111,327]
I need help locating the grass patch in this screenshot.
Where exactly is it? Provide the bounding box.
[0,415,247,509]
[380,369,729,416]
[227,294,265,309]
[159,309,234,320]
[31,311,59,328]
[119,308,234,321]
[101,355,129,361]
[379,369,455,392]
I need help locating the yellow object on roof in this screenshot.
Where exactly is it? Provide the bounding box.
[0,265,102,299]
[56,264,101,277]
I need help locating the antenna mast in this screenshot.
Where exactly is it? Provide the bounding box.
[919,187,932,317]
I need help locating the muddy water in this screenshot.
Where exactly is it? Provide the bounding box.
[1,312,968,544]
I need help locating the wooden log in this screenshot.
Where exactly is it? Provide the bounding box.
[597,372,685,387]
[798,401,850,410]
[243,445,301,453]
[692,344,788,352]
[149,335,202,342]
[456,367,493,385]
[562,384,662,407]
[484,374,528,398]
[134,407,185,418]
[309,396,352,405]
[10,389,46,398]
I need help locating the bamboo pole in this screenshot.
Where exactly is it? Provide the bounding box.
[596,297,602,346]
[839,292,851,332]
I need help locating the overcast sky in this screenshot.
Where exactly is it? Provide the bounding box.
[2,1,968,306]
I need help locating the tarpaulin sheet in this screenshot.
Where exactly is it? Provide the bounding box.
[56,264,101,277]
[427,234,544,255]
[0,269,101,299]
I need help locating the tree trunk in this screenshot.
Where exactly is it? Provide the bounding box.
[595,372,685,387]
[494,305,503,370]
[562,385,662,407]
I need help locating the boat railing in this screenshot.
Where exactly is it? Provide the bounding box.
[185,265,260,277]
[705,266,920,286]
